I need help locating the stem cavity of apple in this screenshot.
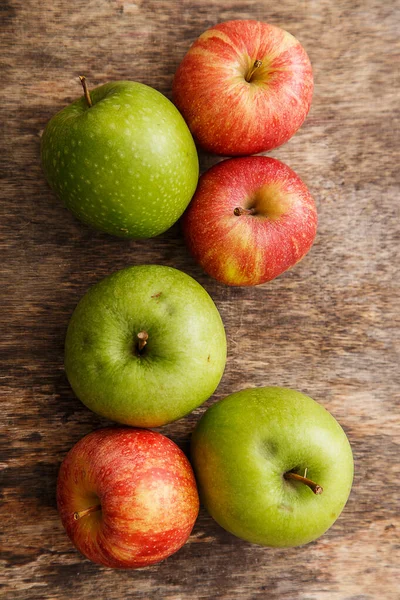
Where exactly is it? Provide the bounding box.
[245,59,263,83]
[234,207,256,216]
[73,504,102,520]
[137,331,149,354]
[284,471,323,495]
[79,75,93,108]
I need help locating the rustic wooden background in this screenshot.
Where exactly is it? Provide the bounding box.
[1,0,399,598]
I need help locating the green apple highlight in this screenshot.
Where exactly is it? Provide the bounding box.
[191,387,354,547]
[41,79,199,238]
[65,265,227,427]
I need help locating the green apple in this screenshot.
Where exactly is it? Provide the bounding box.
[191,387,354,547]
[65,265,227,427]
[41,78,199,238]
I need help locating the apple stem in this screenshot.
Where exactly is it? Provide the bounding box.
[79,75,93,108]
[245,60,263,83]
[234,207,256,216]
[284,471,323,494]
[73,504,101,520]
[137,331,149,353]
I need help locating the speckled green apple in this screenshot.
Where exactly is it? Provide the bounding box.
[65,265,227,427]
[41,80,199,238]
[191,387,354,547]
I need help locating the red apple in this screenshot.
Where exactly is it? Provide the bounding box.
[182,156,317,286]
[173,19,313,156]
[57,428,199,568]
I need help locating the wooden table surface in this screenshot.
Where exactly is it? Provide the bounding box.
[1,1,399,598]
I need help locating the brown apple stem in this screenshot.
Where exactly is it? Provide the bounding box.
[284,471,323,495]
[137,331,149,353]
[245,59,263,82]
[79,75,93,108]
[73,504,101,520]
[234,207,256,216]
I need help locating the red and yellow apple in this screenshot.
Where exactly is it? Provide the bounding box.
[182,156,317,286]
[173,19,313,156]
[57,427,199,568]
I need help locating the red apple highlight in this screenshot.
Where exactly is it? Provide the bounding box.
[57,427,199,568]
[173,19,313,156]
[182,156,317,286]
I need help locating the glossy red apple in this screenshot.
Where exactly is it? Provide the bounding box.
[173,19,313,156]
[57,428,199,568]
[182,156,317,286]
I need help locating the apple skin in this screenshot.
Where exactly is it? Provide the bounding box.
[182,156,317,286]
[191,387,354,547]
[57,427,200,568]
[41,81,199,238]
[172,20,313,156]
[65,265,227,427]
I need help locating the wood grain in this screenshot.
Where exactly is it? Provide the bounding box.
[1,0,399,598]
